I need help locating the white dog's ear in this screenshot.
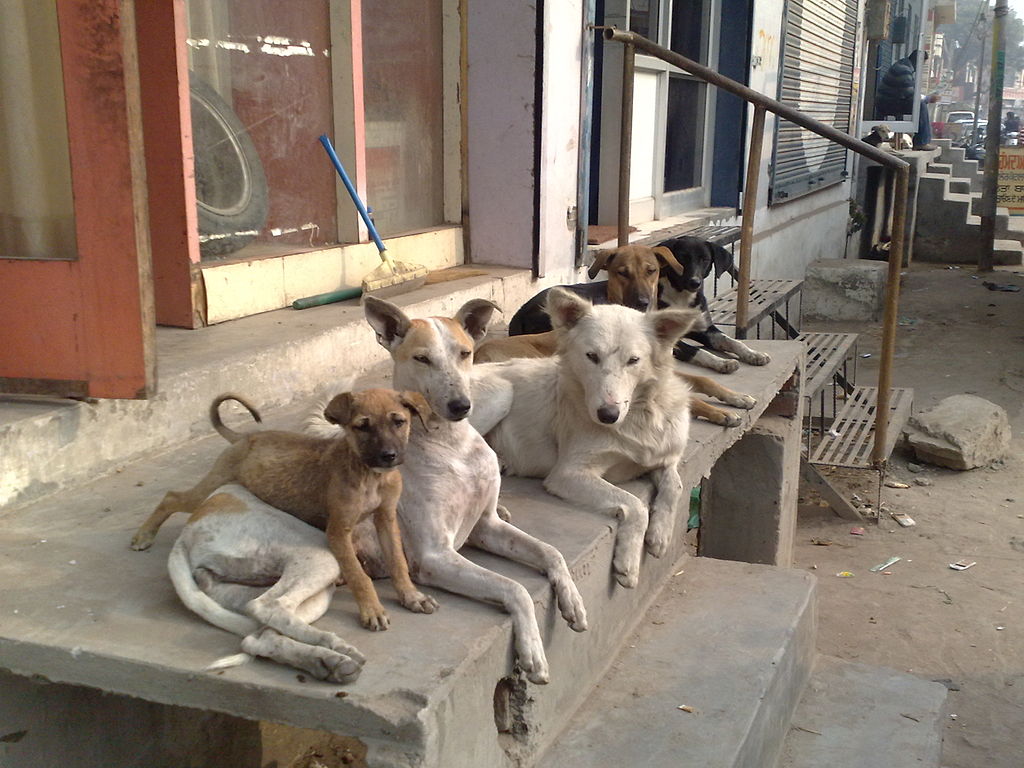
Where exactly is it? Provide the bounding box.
[648,308,700,346]
[455,298,501,342]
[364,296,412,351]
[546,287,592,329]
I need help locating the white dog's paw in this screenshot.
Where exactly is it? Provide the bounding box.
[644,517,672,558]
[318,649,364,684]
[740,350,771,366]
[327,637,366,666]
[517,642,550,685]
[556,581,589,632]
[401,590,439,614]
[496,504,513,522]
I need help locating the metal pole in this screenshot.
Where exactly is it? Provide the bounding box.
[972,22,987,145]
[736,106,766,339]
[979,0,1008,273]
[617,44,635,247]
[872,165,909,466]
[603,29,909,173]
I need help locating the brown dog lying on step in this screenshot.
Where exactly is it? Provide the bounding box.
[131,389,439,631]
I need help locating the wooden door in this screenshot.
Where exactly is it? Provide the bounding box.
[0,0,155,399]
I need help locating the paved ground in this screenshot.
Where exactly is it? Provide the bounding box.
[795,263,1024,768]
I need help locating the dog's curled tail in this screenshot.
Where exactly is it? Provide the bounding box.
[167,539,260,637]
[210,393,262,443]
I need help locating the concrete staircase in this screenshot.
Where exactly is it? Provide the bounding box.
[914,138,1024,265]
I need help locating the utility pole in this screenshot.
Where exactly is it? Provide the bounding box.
[980,0,1009,273]
[972,18,987,144]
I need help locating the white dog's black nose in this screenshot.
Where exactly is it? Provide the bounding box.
[597,404,620,424]
[447,398,471,419]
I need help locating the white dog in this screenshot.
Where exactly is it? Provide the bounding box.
[352,297,588,685]
[469,288,699,588]
[168,484,365,682]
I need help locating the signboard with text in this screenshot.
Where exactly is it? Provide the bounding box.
[998,147,1024,215]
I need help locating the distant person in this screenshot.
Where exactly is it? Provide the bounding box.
[1005,112,1021,133]
[874,50,936,150]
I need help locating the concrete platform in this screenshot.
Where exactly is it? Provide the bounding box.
[0,342,803,767]
[779,656,946,768]
[535,558,817,768]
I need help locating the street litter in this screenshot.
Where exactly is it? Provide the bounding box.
[982,281,1021,292]
[890,511,916,527]
[860,353,872,358]
[811,538,833,546]
[949,559,976,571]
[870,556,902,572]
[885,480,910,489]
[850,526,866,536]
[677,705,696,713]
[835,571,855,578]
[996,626,1006,631]
[827,427,843,438]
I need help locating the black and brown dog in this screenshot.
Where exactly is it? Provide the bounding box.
[476,242,758,426]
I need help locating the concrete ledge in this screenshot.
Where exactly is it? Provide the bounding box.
[0,342,802,768]
[0,266,580,511]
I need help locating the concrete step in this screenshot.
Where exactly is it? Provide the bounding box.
[925,162,952,175]
[777,656,946,768]
[0,266,564,512]
[535,559,817,768]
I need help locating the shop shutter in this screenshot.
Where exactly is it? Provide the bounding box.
[769,0,858,203]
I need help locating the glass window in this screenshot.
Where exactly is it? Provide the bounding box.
[629,0,661,39]
[0,1,76,260]
[664,76,705,191]
[186,0,337,260]
[362,0,445,236]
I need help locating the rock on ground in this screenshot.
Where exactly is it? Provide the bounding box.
[903,394,1011,470]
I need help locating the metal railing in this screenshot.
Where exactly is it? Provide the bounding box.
[603,28,910,468]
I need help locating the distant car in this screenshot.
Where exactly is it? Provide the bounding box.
[946,110,975,124]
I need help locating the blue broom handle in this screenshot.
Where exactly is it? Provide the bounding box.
[319,134,387,253]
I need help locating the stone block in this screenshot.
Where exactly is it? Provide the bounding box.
[903,394,1011,470]
[801,259,887,322]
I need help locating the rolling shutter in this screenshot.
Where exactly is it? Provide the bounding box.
[769,0,858,204]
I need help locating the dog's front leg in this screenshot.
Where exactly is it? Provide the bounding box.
[707,330,771,366]
[327,514,390,631]
[645,463,685,558]
[543,464,648,589]
[468,510,588,632]
[372,499,439,616]
[415,548,550,684]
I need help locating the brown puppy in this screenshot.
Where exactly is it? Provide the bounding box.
[131,389,438,631]
[590,244,685,311]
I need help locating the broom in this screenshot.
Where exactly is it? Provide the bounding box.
[318,134,427,298]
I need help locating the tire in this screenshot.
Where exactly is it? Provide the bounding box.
[190,74,269,257]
